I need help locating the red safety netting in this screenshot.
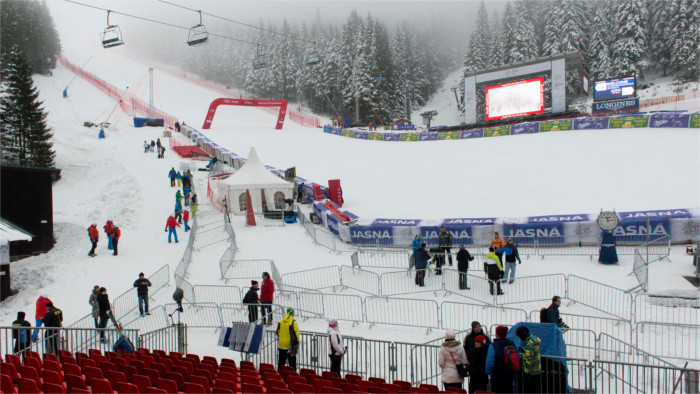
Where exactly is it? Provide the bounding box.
[157,65,321,128]
[59,56,179,129]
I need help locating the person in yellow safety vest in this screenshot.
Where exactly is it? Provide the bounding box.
[276,307,299,372]
[484,247,504,296]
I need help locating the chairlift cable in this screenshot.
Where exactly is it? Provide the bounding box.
[155,0,317,45]
[65,0,257,45]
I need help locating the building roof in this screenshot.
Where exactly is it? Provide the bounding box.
[0,217,34,242]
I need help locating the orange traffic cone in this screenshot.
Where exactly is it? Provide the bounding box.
[246,189,256,226]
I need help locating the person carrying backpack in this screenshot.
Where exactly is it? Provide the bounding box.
[516,326,542,393]
[485,325,518,393]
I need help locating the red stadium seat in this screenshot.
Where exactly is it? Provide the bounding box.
[58,350,72,361]
[147,387,167,394]
[132,374,153,392]
[79,358,96,370]
[130,359,146,374]
[323,388,343,394]
[368,387,389,394]
[89,378,113,394]
[313,378,333,393]
[220,358,236,368]
[89,349,103,359]
[213,379,236,393]
[381,383,401,393]
[445,388,466,394]
[299,368,316,377]
[345,373,362,382]
[202,356,217,367]
[2,362,20,382]
[1,373,17,394]
[357,380,375,392]
[393,380,412,390]
[83,366,104,385]
[369,377,386,386]
[266,379,288,391]
[119,364,138,380]
[185,382,208,393]
[44,381,67,394]
[65,374,88,391]
[24,357,43,376]
[213,389,234,394]
[166,371,186,391]
[272,390,292,394]
[189,376,211,393]
[43,353,60,364]
[153,350,167,358]
[71,389,90,394]
[331,377,348,389]
[100,361,117,375]
[341,383,360,392]
[259,363,275,373]
[43,359,63,378]
[410,389,430,394]
[322,371,339,380]
[5,354,21,369]
[17,377,41,394]
[43,369,67,391]
[20,365,43,389]
[241,383,264,393]
[293,382,315,393]
[117,382,140,393]
[157,378,179,393]
[419,384,439,393]
[107,370,127,389]
[62,363,82,380]
[151,362,167,377]
[286,375,307,388]
[279,365,296,376]
[61,356,77,366]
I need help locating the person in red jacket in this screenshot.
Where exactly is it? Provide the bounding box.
[110,225,121,256]
[32,294,52,341]
[260,272,275,326]
[103,219,114,250]
[88,222,99,257]
[165,215,180,243]
[183,210,190,232]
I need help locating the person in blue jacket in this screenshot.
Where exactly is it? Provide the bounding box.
[497,239,522,284]
[174,200,183,224]
[412,234,423,252]
[183,185,191,206]
[414,243,431,287]
[485,325,516,393]
[168,167,177,187]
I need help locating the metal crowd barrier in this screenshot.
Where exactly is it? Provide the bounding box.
[364,297,440,331]
[0,326,139,359]
[634,322,699,364]
[441,302,528,332]
[193,284,242,305]
[567,275,633,320]
[633,293,699,325]
[632,250,648,292]
[138,323,187,355]
[111,264,170,321]
[339,265,381,295]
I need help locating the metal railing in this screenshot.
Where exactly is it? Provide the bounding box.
[138,323,187,354]
[567,275,633,320]
[0,326,139,359]
[110,264,170,321]
[632,250,648,292]
[633,293,700,326]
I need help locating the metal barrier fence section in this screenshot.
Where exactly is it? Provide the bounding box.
[175,274,196,303]
[111,264,170,321]
[351,249,411,269]
[635,322,700,363]
[339,266,381,295]
[495,273,567,306]
[322,293,365,324]
[441,302,528,332]
[616,234,671,258]
[282,266,341,291]
[632,250,648,292]
[0,326,140,359]
[138,323,187,354]
[164,302,222,328]
[556,312,633,344]
[379,269,442,296]
[365,297,440,330]
[442,270,496,305]
[194,284,242,304]
[566,275,633,320]
[597,333,676,367]
[633,293,700,325]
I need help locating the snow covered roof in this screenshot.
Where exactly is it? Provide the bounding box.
[219,147,293,189]
[0,218,34,243]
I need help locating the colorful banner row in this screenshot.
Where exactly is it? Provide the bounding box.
[323,112,700,142]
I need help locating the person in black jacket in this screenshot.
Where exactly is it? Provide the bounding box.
[463,321,492,361]
[467,334,489,393]
[97,287,111,342]
[12,311,32,356]
[42,302,63,355]
[456,245,474,290]
[546,296,569,331]
[133,273,152,316]
[243,280,260,323]
[414,244,431,287]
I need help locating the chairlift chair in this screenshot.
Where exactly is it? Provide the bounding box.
[252,44,268,70]
[187,11,208,46]
[305,42,321,66]
[101,11,124,49]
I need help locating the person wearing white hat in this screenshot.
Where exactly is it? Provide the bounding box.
[326,316,346,375]
[438,329,468,391]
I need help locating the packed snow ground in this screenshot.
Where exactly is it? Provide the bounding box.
[3,1,698,366]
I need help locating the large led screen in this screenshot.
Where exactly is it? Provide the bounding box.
[485,77,544,121]
[594,76,636,102]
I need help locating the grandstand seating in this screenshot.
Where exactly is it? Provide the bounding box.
[1,347,474,394]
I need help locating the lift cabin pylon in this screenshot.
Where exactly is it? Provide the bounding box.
[187,11,208,46]
[101,10,124,49]
[252,43,268,70]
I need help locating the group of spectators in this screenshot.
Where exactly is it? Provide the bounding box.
[11,295,63,355]
[439,310,567,393]
[411,230,523,295]
[165,167,197,243]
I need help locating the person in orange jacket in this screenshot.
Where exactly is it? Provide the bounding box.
[88,222,99,257]
[110,224,121,256]
[165,215,180,243]
[490,232,506,267]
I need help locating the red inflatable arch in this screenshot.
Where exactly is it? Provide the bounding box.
[202,98,288,130]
